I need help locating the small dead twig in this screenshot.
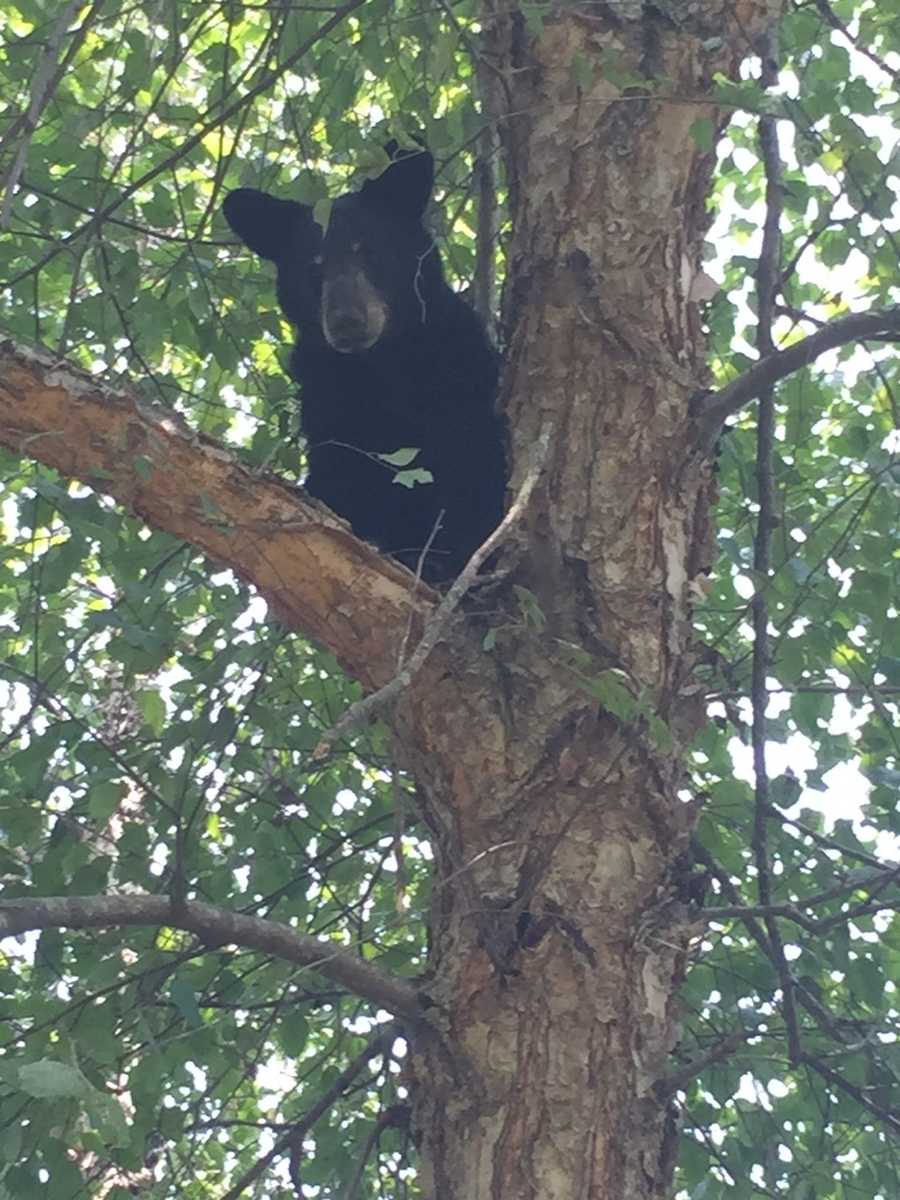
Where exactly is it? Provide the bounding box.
[220,1024,397,1200]
[314,424,551,757]
[656,1027,755,1097]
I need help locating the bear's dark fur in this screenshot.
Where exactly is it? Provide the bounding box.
[223,145,506,582]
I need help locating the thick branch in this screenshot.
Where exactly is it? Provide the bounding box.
[697,307,900,447]
[0,895,423,1021]
[0,336,432,691]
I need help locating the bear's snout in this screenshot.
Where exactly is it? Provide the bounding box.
[322,273,386,353]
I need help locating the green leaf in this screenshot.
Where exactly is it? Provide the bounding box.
[378,447,421,467]
[136,687,167,733]
[313,197,333,232]
[169,977,204,1029]
[690,118,715,151]
[279,1013,309,1057]
[577,669,637,721]
[571,54,594,92]
[18,1060,88,1100]
[392,467,434,488]
[87,781,122,821]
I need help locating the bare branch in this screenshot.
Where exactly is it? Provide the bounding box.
[0,895,422,1020]
[0,0,89,228]
[313,423,551,757]
[697,307,900,448]
[657,1027,755,1097]
[0,335,432,691]
[751,36,802,1068]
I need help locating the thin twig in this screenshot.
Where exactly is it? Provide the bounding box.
[751,31,801,1067]
[688,849,900,1149]
[394,508,446,670]
[314,423,551,757]
[220,1024,397,1200]
[342,1105,409,1200]
[778,198,844,286]
[0,0,88,229]
[813,0,900,84]
[802,1054,900,1137]
[657,1027,754,1097]
[766,804,891,870]
[705,889,900,933]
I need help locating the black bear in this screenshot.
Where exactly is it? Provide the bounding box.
[223,143,506,583]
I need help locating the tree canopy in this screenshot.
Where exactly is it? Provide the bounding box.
[0,1,899,1198]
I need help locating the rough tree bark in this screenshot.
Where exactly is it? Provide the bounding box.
[0,3,791,1199]
[398,3,784,1198]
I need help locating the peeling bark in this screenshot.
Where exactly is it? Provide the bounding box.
[394,4,785,1198]
[0,336,430,691]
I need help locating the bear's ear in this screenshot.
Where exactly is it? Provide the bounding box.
[359,144,434,220]
[223,188,312,261]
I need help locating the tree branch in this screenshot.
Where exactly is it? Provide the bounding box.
[220,1025,398,1200]
[750,33,802,1068]
[656,1027,754,1098]
[342,1103,410,1200]
[4,0,367,287]
[812,0,900,85]
[0,895,423,1021]
[696,307,900,449]
[0,335,432,691]
[802,1054,900,1137]
[313,423,551,757]
[0,0,90,229]
[704,881,900,933]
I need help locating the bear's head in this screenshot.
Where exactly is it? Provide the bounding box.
[223,145,440,354]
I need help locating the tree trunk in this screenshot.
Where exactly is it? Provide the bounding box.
[395,4,782,1197]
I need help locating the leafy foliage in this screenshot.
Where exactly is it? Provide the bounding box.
[0,0,898,1197]
[685,3,900,1194]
